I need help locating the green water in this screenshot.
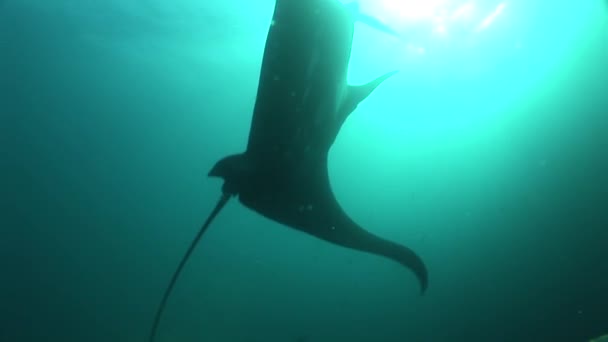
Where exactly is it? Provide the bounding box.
[2,0,607,341]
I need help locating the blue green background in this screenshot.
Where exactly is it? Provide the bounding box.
[2,0,607,341]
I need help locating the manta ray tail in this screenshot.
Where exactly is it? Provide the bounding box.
[149,193,231,342]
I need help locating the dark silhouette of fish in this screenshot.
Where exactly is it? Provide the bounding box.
[149,0,428,341]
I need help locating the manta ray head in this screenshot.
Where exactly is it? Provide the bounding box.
[208,153,250,195]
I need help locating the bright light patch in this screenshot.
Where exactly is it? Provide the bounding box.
[348,0,602,146]
[406,43,427,55]
[380,0,448,21]
[434,23,448,35]
[450,2,476,21]
[357,0,505,59]
[476,2,507,32]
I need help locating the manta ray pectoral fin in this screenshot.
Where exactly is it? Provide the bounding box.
[328,215,428,294]
[343,70,399,116]
[379,236,429,294]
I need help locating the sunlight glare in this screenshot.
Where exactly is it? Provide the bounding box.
[450,2,476,21]
[476,2,507,32]
[380,0,448,21]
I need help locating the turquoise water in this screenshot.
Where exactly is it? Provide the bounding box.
[2,0,607,341]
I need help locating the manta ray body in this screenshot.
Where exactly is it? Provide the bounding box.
[150,1,428,340]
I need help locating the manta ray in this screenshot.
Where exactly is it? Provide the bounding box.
[149,0,428,340]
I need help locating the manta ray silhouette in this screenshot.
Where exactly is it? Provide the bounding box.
[149,0,428,340]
